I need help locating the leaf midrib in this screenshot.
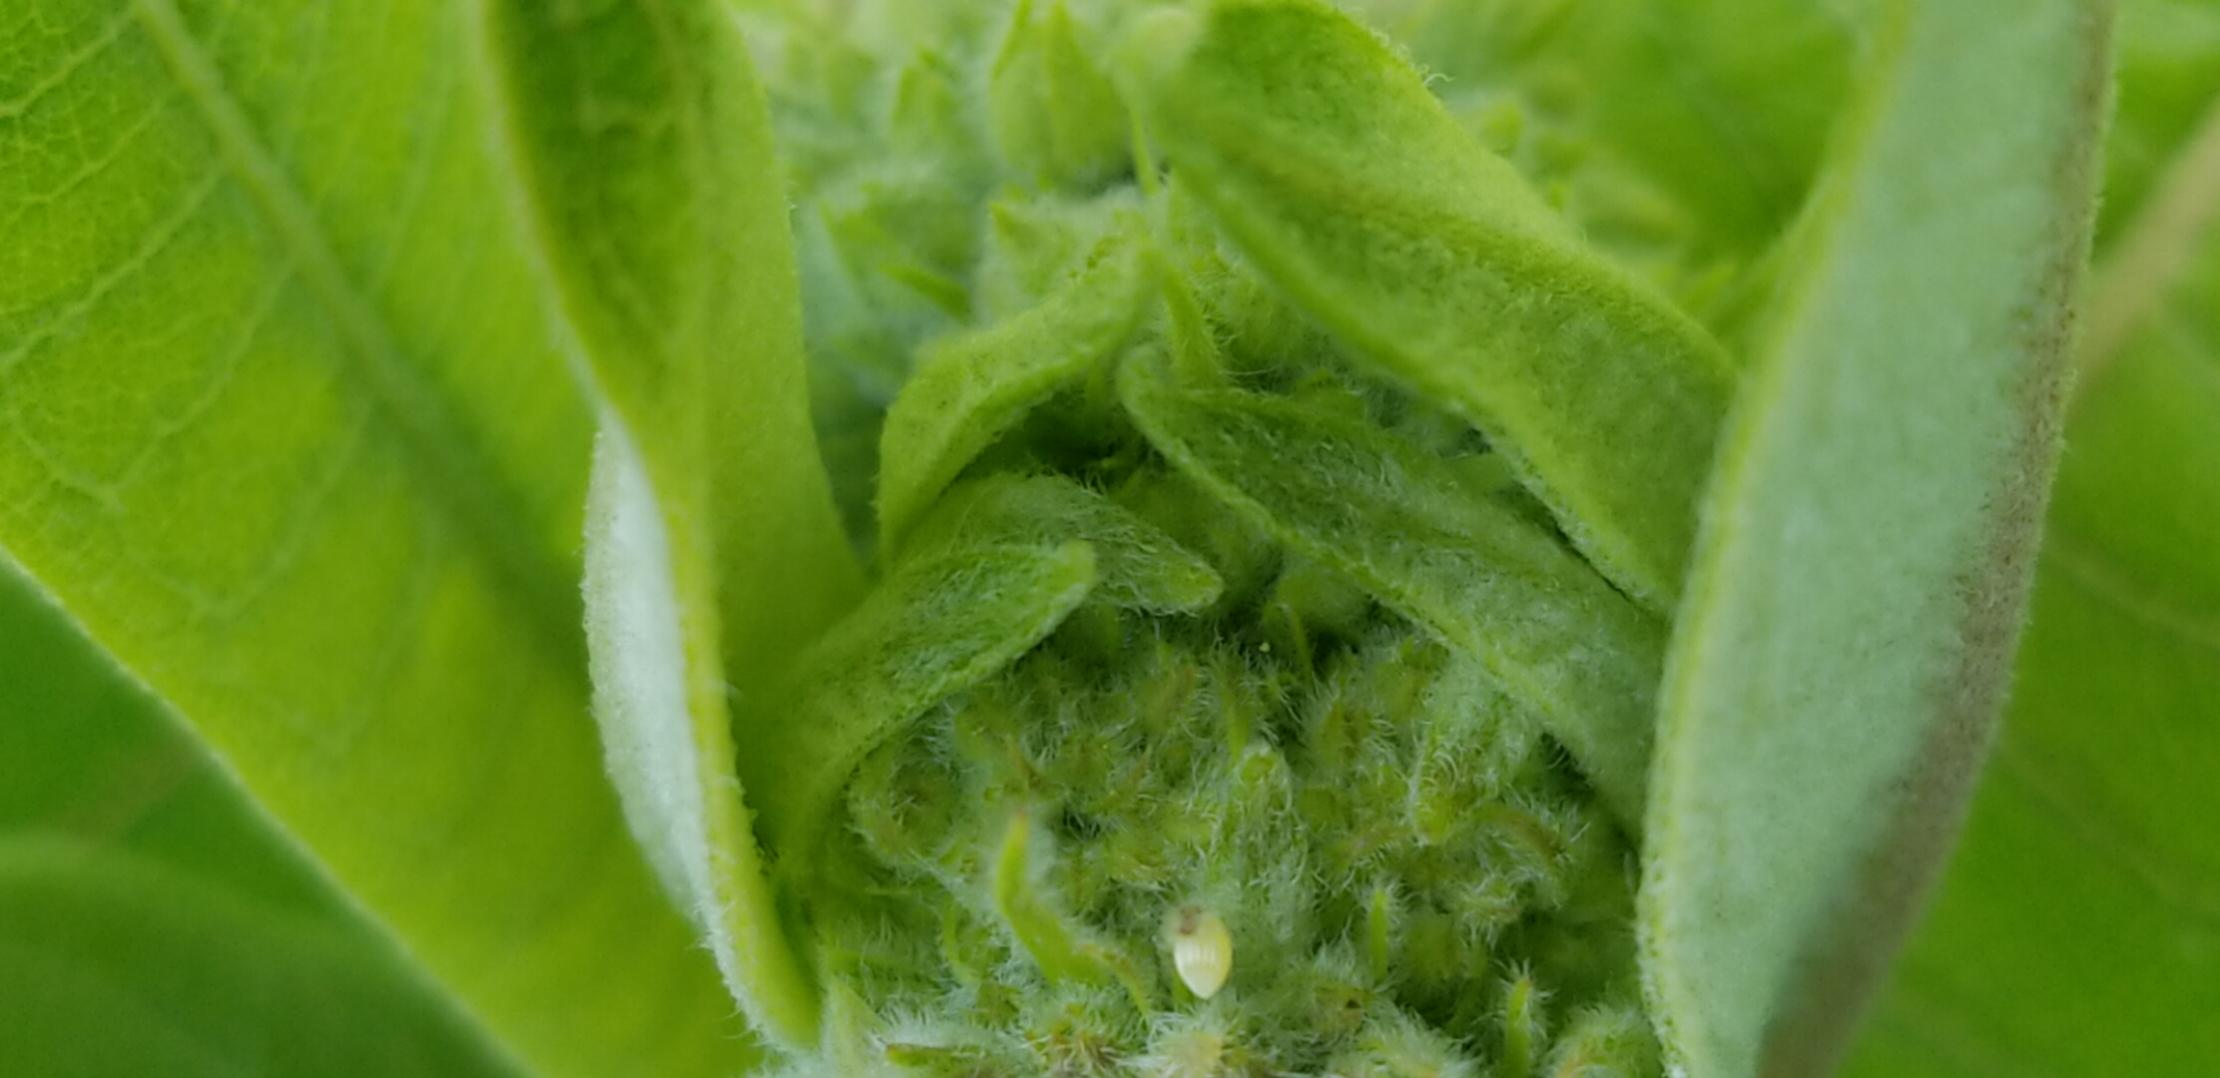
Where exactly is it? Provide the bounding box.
[127,0,585,669]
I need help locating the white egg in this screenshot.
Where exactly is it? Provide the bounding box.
[1168,904,1233,999]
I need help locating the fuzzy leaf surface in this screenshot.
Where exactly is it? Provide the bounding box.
[1639,1,2115,1074]
[1121,357,1664,825]
[481,0,867,1046]
[1130,0,1735,609]
[1847,4,2220,1067]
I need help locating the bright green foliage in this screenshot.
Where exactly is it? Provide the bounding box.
[0,2,746,1074]
[0,562,326,913]
[1126,0,1736,609]
[0,562,512,1075]
[1343,0,1859,349]
[481,0,861,689]
[1121,358,1665,825]
[0,0,2159,1074]
[1640,1,2113,1074]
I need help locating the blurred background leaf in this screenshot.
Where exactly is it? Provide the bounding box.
[0,561,512,1075]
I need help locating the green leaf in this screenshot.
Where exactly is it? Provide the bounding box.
[877,221,1150,554]
[480,0,866,1047]
[1125,0,1736,610]
[745,540,1098,869]
[479,0,862,695]
[905,474,1223,616]
[0,2,747,1073]
[1845,333,2220,1074]
[1637,1,2114,1074]
[1845,7,2220,1067]
[0,560,325,914]
[0,838,515,1077]
[987,0,1132,189]
[0,560,512,1074]
[1119,355,1665,825]
[1353,0,1855,263]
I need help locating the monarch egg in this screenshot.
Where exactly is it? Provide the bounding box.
[1168,904,1233,999]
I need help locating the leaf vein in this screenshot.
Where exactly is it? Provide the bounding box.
[125,0,582,664]
[0,5,135,121]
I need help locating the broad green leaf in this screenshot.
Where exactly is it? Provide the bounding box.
[1120,355,1665,825]
[876,223,1149,554]
[0,838,516,1077]
[0,2,747,1074]
[1639,1,2114,1074]
[1846,7,2220,1066]
[745,540,1097,868]
[480,0,865,1046]
[1125,0,1736,610]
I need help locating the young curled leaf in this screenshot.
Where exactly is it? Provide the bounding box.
[907,474,1224,615]
[1119,353,1665,825]
[1123,0,1735,610]
[743,542,1098,868]
[486,0,862,1047]
[877,225,1151,554]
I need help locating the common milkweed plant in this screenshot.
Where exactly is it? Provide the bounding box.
[4,0,2215,1074]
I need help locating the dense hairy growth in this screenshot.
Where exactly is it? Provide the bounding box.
[736,1,1703,1071]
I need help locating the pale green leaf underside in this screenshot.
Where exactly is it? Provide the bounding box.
[0,838,513,1077]
[1120,355,1664,826]
[582,424,815,1049]
[1130,0,1734,610]
[1847,8,2220,1063]
[1640,1,2113,1075]
[0,2,747,1073]
[479,0,862,1049]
